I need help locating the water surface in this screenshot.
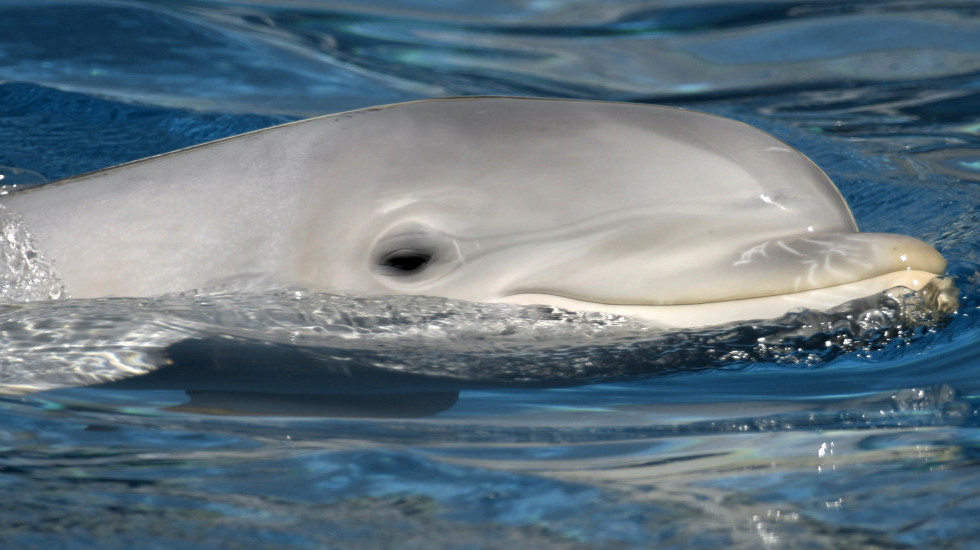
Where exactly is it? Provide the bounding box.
[1,1,980,548]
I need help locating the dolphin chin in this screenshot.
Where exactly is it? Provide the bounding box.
[501,270,948,328]
[0,96,952,328]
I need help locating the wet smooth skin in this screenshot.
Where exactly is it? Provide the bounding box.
[1,97,947,328]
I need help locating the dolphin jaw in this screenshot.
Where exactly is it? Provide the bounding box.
[497,269,946,329]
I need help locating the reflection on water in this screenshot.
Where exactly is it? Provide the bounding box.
[0,280,958,401]
[1,0,979,548]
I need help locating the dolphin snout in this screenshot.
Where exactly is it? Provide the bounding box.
[501,231,945,308]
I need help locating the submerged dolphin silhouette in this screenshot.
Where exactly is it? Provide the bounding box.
[1,97,948,328]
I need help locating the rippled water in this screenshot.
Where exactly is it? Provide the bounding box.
[1,1,980,548]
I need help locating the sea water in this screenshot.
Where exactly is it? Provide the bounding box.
[1,1,979,548]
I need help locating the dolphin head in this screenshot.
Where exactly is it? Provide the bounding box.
[293,98,947,327]
[2,97,949,328]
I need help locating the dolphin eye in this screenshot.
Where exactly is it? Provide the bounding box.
[372,228,454,280]
[380,249,432,274]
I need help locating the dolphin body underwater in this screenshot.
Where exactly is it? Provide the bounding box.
[1,96,951,329]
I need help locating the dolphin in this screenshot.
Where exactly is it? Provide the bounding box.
[0,97,950,328]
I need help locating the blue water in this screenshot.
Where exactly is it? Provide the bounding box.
[2,1,980,548]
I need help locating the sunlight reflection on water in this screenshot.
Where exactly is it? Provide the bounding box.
[0,1,979,548]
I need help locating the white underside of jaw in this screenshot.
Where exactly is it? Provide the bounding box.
[498,269,942,329]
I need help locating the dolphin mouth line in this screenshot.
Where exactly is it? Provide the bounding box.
[498,269,946,327]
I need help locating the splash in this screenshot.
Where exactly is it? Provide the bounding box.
[0,202,64,302]
[0,278,958,395]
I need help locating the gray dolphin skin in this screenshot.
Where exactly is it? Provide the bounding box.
[1,97,948,328]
